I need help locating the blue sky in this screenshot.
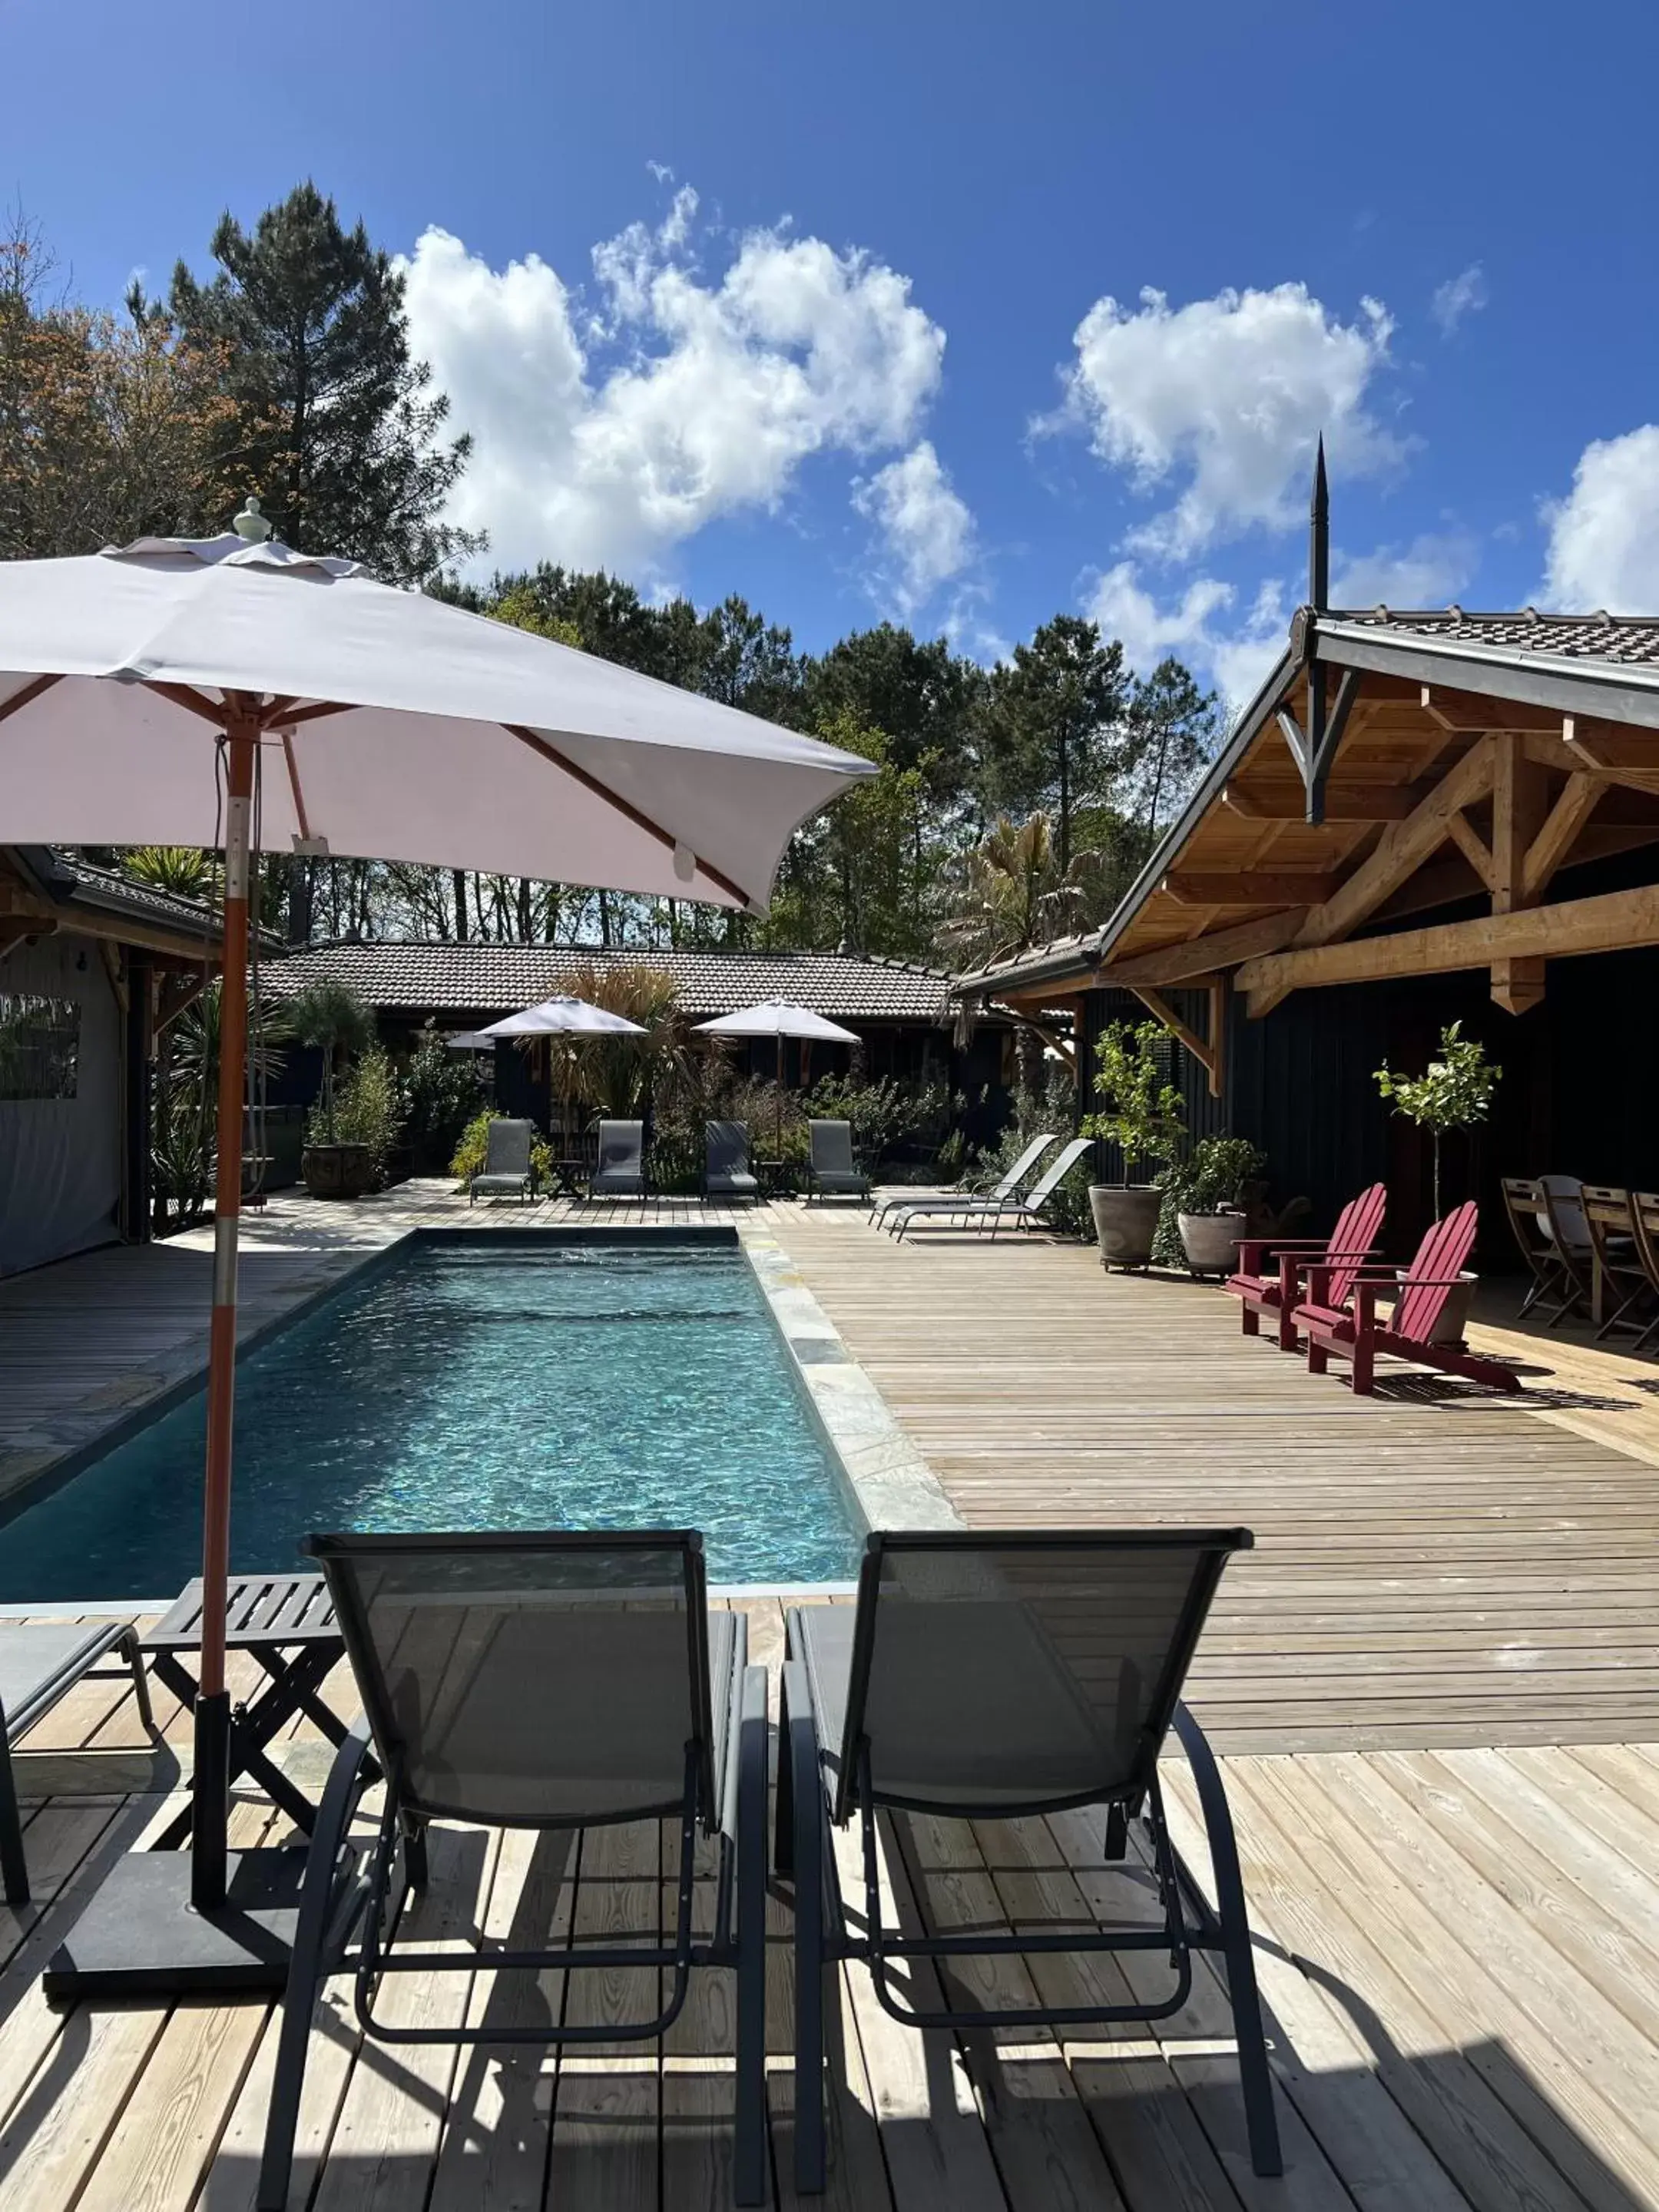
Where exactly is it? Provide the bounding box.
[11,0,1659,701]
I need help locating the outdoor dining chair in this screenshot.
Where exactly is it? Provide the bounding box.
[257,1531,770,2210]
[1502,1175,1592,1325]
[1580,1186,1653,1341]
[1629,1193,1659,1355]
[775,1527,1282,2194]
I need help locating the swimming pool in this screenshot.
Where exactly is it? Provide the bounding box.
[0,1235,866,1599]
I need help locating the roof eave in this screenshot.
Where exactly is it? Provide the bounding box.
[1313,618,1659,728]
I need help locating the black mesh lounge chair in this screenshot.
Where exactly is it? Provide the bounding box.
[890,1135,1093,1242]
[257,1532,770,2211]
[590,1117,646,1198]
[468,1117,535,1205]
[872,1131,1056,1231]
[705,1118,760,1202]
[806,1119,869,1204]
[775,1528,1281,2194]
[1,1620,153,1904]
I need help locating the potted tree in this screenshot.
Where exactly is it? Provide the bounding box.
[1158,1135,1269,1277]
[1081,1020,1186,1270]
[286,980,377,1200]
[1375,1021,1502,1341]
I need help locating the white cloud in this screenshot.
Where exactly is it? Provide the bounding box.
[399,197,948,575]
[851,441,976,615]
[1047,283,1402,560]
[1330,531,1478,610]
[1543,426,1659,611]
[1431,263,1488,337]
[1084,561,1289,710]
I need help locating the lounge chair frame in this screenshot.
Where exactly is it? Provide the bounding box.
[805,1119,871,1205]
[775,1528,1282,2194]
[257,1531,770,2210]
[0,1622,153,1904]
[467,1117,537,1206]
[704,1118,760,1204]
[871,1132,1056,1231]
[588,1117,647,1199]
[889,1135,1093,1242]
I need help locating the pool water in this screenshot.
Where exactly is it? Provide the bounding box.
[0,1238,866,1598]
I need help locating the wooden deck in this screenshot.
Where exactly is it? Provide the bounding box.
[763,1206,1659,1752]
[2,1604,1658,2210]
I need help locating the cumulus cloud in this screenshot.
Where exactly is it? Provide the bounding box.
[1045,283,1402,560]
[851,441,976,615]
[399,196,949,575]
[1084,561,1290,710]
[1330,531,1478,610]
[1543,426,1659,611]
[1431,263,1488,337]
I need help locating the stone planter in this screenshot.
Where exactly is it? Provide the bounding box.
[1393,1268,1479,1344]
[1178,1209,1246,1278]
[1088,1184,1162,1270]
[300,1141,373,1200]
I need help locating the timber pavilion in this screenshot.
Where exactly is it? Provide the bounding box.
[955,456,1659,1248]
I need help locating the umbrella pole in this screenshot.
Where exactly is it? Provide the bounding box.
[194,714,258,1910]
[775,1032,783,1155]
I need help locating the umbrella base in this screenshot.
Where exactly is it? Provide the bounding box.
[42,1845,313,2000]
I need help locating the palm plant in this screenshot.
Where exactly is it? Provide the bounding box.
[279,979,374,1143]
[560,961,690,1116]
[935,811,1108,969]
[122,845,220,901]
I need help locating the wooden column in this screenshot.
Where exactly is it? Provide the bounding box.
[121,951,153,1242]
[1490,732,1550,1013]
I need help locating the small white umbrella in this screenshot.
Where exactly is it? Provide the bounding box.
[694,999,860,1148]
[0,512,872,1992]
[480,995,646,1038]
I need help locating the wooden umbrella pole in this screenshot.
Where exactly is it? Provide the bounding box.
[194,713,257,1908]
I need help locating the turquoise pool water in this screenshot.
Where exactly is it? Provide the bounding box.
[0,1237,866,1598]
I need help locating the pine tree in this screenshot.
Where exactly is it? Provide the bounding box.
[170,182,480,582]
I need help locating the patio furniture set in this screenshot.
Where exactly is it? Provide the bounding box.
[468,1114,874,1206]
[1502,1175,1659,1349]
[0,1525,1282,2210]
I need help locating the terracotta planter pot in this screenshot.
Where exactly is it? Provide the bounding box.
[1178,1209,1246,1278]
[301,1142,373,1200]
[1088,1184,1162,1270]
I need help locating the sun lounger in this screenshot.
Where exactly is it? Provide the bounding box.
[873,1131,1056,1230]
[1,1620,153,1903]
[1225,1181,1386,1350]
[775,1527,1281,2193]
[1293,1200,1518,1394]
[467,1116,536,1204]
[704,1118,760,1202]
[257,1531,770,2210]
[589,1116,646,1198]
[890,1134,1092,1241]
[806,1119,870,1203]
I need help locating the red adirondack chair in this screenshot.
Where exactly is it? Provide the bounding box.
[1292,1201,1519,1396]
[1224,1183,1387,1352]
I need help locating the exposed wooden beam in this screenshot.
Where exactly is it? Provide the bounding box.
[1560,718,1659,773]
[1444,813,1495,892]
[1522,772,1606,900]
[1126,983,1217,1089]
[1419,686,1559,735]
[1489,732,1551,1012]
[97,940,129,1015]
[0,917,48,963]
[1103,907,1309,989]
[1525,727,1659,796]
[1290,737,1495,953]
[1236,882,1659,1013]
[1206,975,1227,1101]
[154,975,207,1031]
[1161,871,1343,908]
[1221,782,1420,824]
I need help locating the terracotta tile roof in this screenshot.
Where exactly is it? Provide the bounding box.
[260,940,960,1022]
[1329,607,1659,666]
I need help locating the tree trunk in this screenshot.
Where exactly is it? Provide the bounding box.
[452,869,469,941]
[1057,729,1071,873]
[287,856,313,947]
[517,877,532,940]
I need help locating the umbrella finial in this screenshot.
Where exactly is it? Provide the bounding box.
[233,495,273,545]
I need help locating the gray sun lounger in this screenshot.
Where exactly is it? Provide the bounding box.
[589,1116,646,1198]
[776,1527,1281,2194]
[704,1118,760,1202]
[468,1117,536,1205]
[258,1531,770,2210]
[873,1131,1057,1230]
[806,1118,870,1204]
[890,1134,1093,1240]
[1,1620,153,1903]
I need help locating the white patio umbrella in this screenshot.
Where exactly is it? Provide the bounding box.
[694,999,860,1149]
[479,995,646,1038]
[0,511,872,1994]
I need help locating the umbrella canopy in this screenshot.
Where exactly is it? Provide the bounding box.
[481,995,647,1038]
[0,519,872,1975]
[693,998,860,1044]
[0,531,868,909]
[445,1031,497,1051]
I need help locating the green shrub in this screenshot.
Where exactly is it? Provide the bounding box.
[1154,1134,1267,1267]
[311,1045,404,1188]
[1079,1020,1185,1183]
[401,1022,484,1172]
[800,1074,950,1169]
[450,1111,554,1192]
